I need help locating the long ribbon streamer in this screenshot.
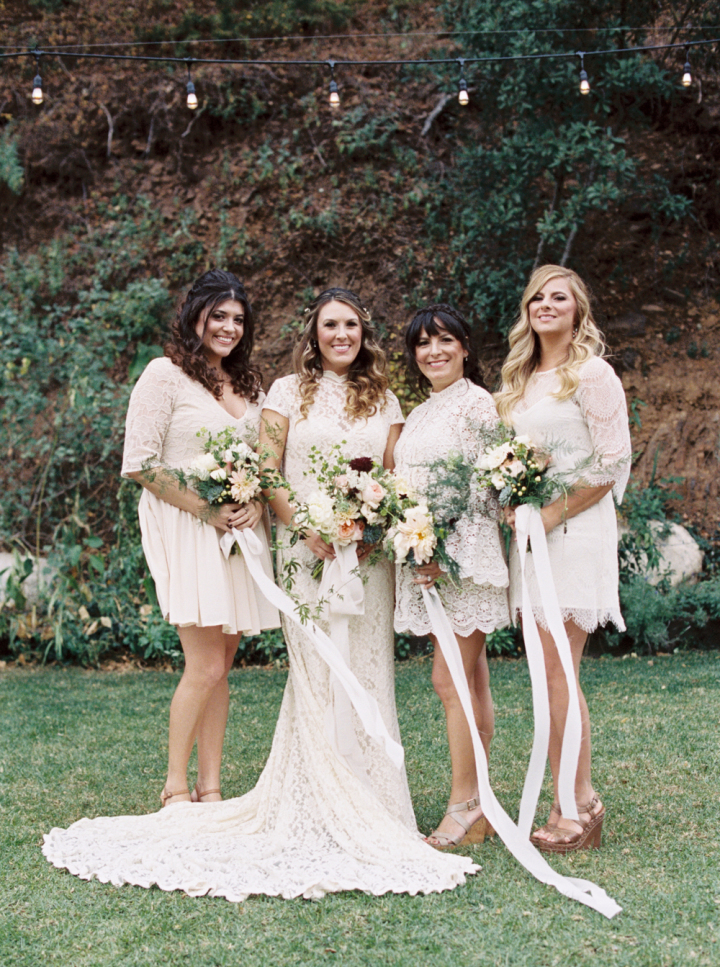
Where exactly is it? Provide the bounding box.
[220,528,404,770]
[514,504,583,834]
[422,584,621,918]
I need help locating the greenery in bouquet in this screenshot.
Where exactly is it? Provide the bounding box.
[476,427,554,510]
[290,445,408,578]
[384,452,473,585]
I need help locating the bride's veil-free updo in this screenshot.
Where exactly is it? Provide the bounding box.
[293,287,389,421]
[495,265,605,424]
[166,268,262,402]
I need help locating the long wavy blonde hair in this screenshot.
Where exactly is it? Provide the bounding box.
[495,265,606,424]
[293,287,389,421]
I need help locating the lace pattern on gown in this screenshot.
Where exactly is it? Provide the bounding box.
[42,369,480,901]
[393,379,510,636]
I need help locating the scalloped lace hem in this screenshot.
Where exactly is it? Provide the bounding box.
[512,607,625,634]
[395,614,511,637]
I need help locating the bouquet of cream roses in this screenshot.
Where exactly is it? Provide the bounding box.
[476,430,553,509]
[184,426,267,507]
[291,446,407,577]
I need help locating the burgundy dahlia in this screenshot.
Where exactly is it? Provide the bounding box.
[349,457,373,473]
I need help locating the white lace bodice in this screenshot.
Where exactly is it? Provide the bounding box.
[512,356,631,502]
[121,357,264,475]
[394,379,508,587]
[393,379,510,637]
[263,372,404,498]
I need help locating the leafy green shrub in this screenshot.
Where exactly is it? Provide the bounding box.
[0,128,24,195]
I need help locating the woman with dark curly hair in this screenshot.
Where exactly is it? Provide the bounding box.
[120,269,279,807]
[394,303,509,849]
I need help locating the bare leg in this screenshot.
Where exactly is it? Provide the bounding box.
[533,619,602,841]
[428,629,493,843]
[163,625,234,805]
[194,633,240,801]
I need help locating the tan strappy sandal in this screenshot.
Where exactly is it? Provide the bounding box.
[160,787,191,808]
[426,797,495,850]
[531,795,605,854]
[191,785,222,803]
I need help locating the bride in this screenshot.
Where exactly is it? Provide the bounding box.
[42,287,477,901]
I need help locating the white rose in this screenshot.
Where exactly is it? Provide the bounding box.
[305,491,336,533]
[210,468,228,481]
[491,471,506,489]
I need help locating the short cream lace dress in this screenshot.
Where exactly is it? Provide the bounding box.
[120,356,278,635]
[42,369,477,901]
[508,356,632,631]
[394,378,510,636]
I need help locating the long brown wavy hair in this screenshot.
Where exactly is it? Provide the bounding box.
[292,287,389,420]
[165,268,262,402]
[495,265,605,424]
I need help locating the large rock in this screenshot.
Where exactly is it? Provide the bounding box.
[620,521,704,586]
[0,553,56,607]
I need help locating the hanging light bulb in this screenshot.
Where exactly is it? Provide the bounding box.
[31,51,43,105]
[457,61,469,106]
[31,73,43,105]
[185,60,198,110]
[681,49,692,87]
[328,60,340,108]
[578,53,590,95]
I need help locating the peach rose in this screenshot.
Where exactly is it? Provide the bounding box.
[361,479,385,508]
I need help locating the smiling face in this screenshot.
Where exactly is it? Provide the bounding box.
[414,320,467,391]
[195,298,245,368]
[315,299,363,375]
[527,276,578,342]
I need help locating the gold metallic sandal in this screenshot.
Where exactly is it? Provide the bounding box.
[426,797,495,849]
[531,795,605,854]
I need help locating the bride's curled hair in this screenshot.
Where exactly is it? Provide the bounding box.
[293,288,388,421]
[404,303,486,392]
[166,268,262,402]
[495,265,605,424]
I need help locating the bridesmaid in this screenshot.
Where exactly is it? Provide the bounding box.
[122,269,279,807]
[393,303,510,848]
[496,265,631,851]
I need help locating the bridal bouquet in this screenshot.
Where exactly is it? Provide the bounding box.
[184,426,267,507]
[476,430,553,509]
[292,447,403,573]
[384,452,473,584]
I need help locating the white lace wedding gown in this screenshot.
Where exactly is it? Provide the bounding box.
[394,378,510,636]
[508,356,632,631]
[43,370,477,901]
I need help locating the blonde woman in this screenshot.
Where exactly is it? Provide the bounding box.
[496,265,631,853]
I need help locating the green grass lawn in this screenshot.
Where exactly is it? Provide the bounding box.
[1,652,718,967]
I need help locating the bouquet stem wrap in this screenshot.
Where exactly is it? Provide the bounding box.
[514,504,582,834]
[421,581,620,918]
[219,529,404,775]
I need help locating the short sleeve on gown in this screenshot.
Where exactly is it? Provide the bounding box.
[121,357,180,476]
[263,376,297,420]
[385,390,404,425]
[576,357,632,502]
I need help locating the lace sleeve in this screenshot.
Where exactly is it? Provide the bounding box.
[577,357,632,503]
[264,376,297,419]
[121,358,180,476]
[445,387,508,588]
[384,390,405,425]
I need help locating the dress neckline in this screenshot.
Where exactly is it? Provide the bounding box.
[429,377,471,403]
[321,370,348,384]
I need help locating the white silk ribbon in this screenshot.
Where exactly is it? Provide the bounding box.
[422,584,620,918]
[317,543,368,780]
[219,528,404,772]
[514,504,582,835]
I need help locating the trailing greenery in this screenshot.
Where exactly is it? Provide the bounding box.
[2,654,719,966]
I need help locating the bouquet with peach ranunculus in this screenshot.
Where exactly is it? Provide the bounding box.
[291,446,407,579]
[384,452,474,585]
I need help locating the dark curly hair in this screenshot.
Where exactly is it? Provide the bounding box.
[403,303,486,392]
[165,268,262,402]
